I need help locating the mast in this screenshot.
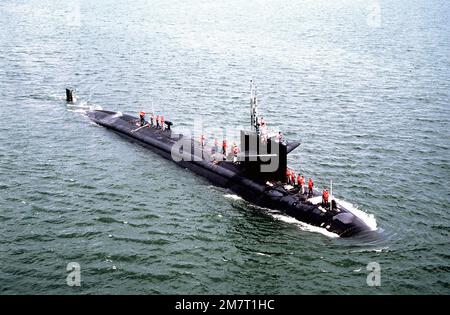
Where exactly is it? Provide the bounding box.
[250,80,259,135]
[330,179,333,209]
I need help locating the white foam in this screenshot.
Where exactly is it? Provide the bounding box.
[224,194,243,201]
[67,108,87,114]
[65,98,104,115]
[335,198,377,231]
[66,100,91,109]
[224,193,339,238]
[351,246,389,254]
[75,100,89,108]
[269,211,339,238]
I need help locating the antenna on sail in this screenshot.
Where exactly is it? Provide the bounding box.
[330,179,333,210]
[250,80,259,135]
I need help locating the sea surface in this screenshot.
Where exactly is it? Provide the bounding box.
[0,0,449,294]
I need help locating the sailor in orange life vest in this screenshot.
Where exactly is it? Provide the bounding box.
[286,169,295,185]
[298,175,305,194]
[156,115,160,128]
[139,111,146,126]
[322,189,330,208]
[286,169,291,184]
[308,178,314,198]
[222,140,228,159]
[161,115,165,130]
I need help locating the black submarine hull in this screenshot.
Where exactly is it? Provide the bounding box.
[86,110,372,237]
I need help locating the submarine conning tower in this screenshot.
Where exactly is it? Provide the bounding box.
[237,81,299,182]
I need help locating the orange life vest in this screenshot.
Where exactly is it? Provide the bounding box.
[308,179,313,189]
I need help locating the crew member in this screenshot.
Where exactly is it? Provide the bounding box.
[291,171,296,186]
[232,143,240,163]
[156,115,160,128]
[286,169,291,184]
[298,175,305,194]
[308,178,314,198]
[161,116,165,130]
[322,189,329,209]
[150,113,154,127]
[200,134,206,148]
[261,129,268,144]
[276,131,284,142]
[260,117,266,127]
[139,111,146,126]
[222,140,228,158]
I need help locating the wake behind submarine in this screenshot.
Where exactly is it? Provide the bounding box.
[76,82,374,237]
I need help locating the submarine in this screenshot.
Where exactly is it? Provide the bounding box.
[79,82,373,237]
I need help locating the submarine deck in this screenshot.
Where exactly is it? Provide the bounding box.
[87,110,372,237]
[90,110,323,199]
